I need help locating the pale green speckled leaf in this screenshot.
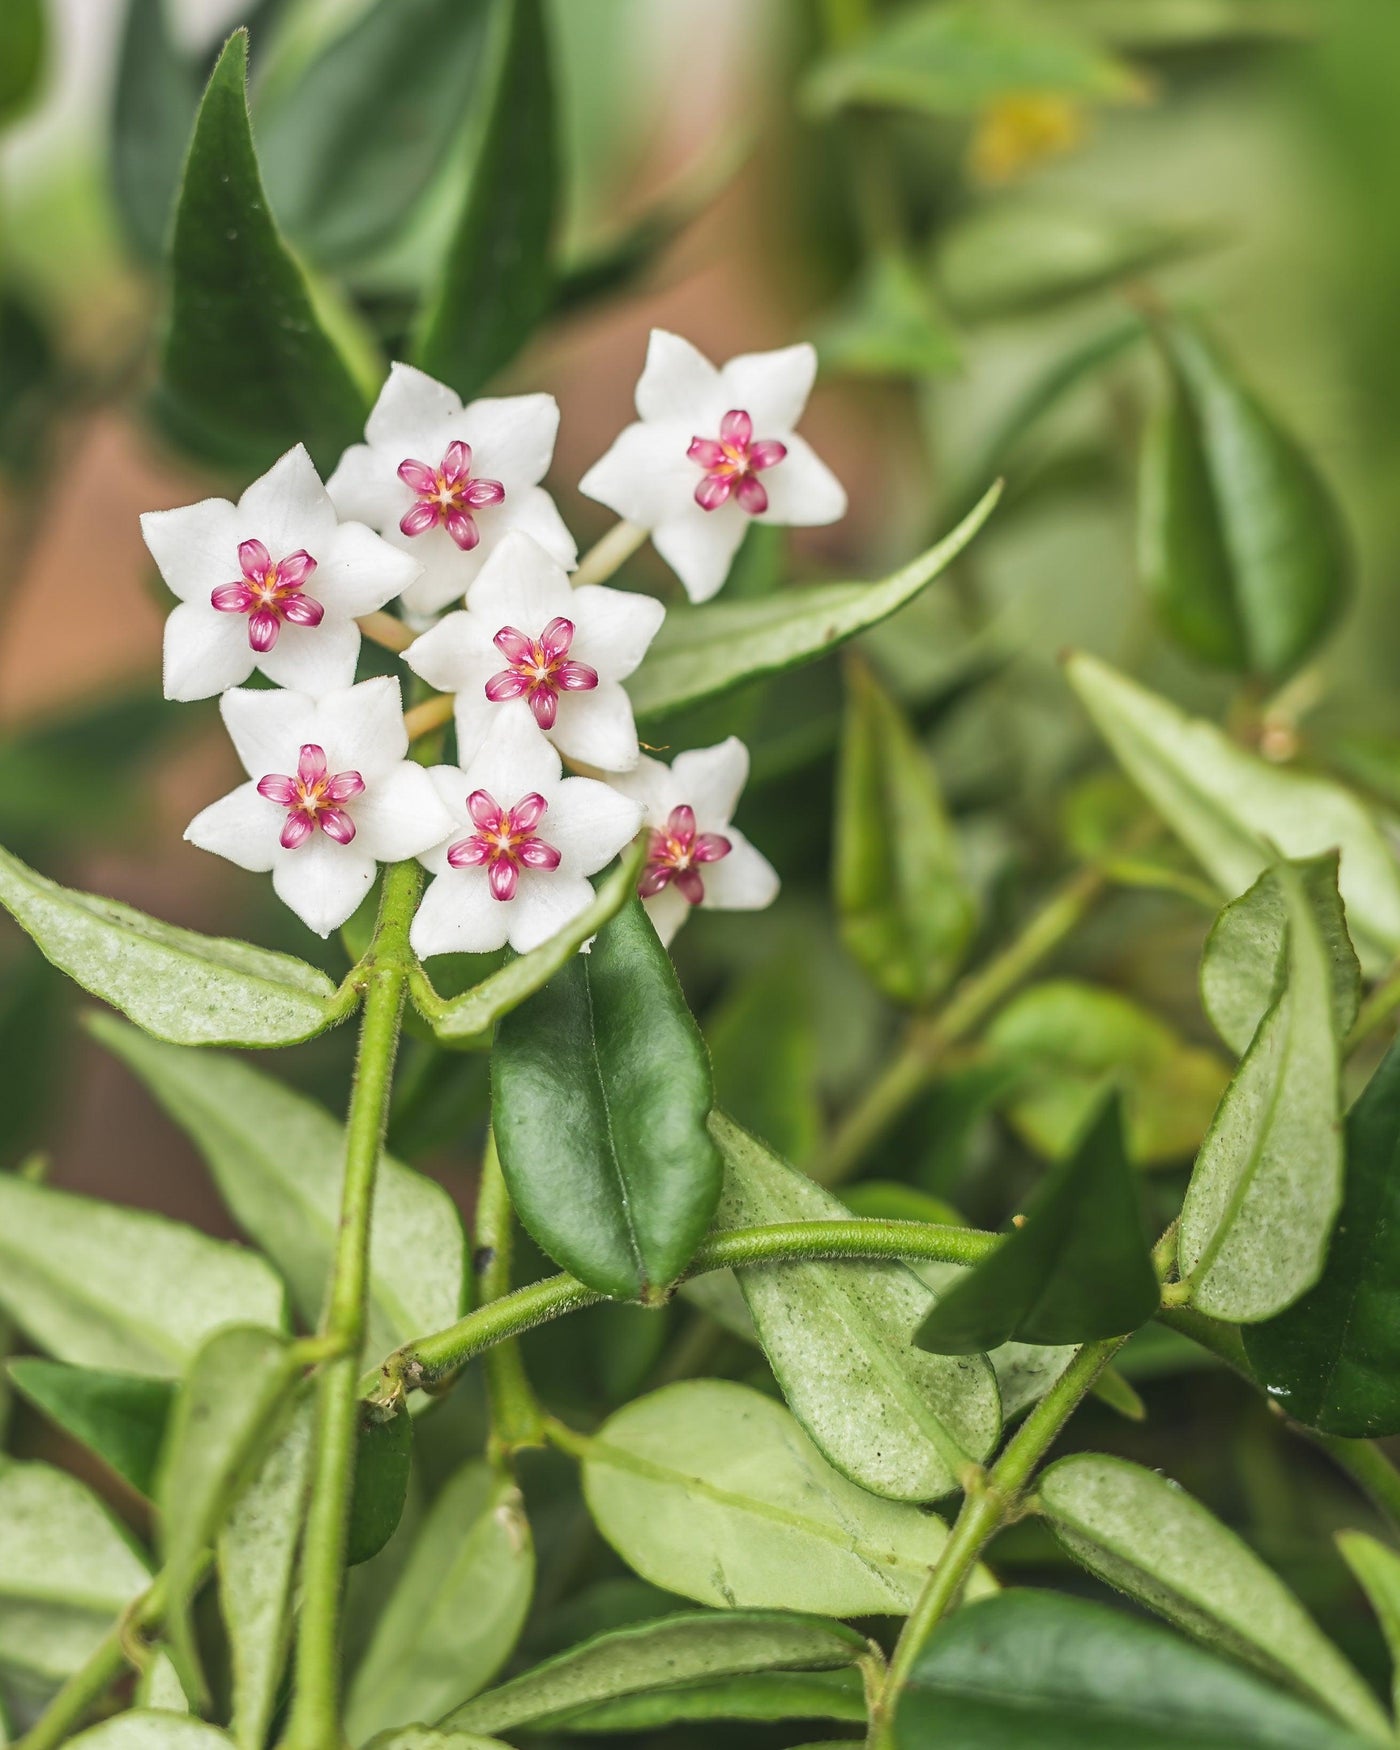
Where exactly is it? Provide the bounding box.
[68,1717,235,1747]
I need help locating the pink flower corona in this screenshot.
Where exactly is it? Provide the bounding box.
[447,789,562,901]
[639,804,731,904]
[211,539,324,653]
[483,616,599,730]
[398,440,506,550]
[256,744,365,849]
[687,409,787,514]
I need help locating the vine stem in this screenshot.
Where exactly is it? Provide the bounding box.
[475,1131,547,1455]
[867,1336,1125,1747]
[278,859,422,1750]
[574,518,646,587]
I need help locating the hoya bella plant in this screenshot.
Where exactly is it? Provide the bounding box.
[5,5,1400,1750]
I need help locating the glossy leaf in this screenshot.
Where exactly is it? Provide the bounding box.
[255,0,493,270]
[805,1,1144,116]
[449,1611,866,1735]
[6,1359,173,1495]
[1039,1453,1388,1738]
[110,0,198,263]
[986,980,1228,1165]
[1243,1036,1400,1432]
[345,1462,533,1743]
[1337,1531,1400,1718]
[0,841,350,1047]
[916,1094,1158,1353]
[157,1326,299,1701]
[708,1112,1000,1501]
[627,483,1001,723]
[0,1173,287,1377]
[544,1669,866,1732]
[581,1380,987,1615]
[67,1721,235,1748]
[410,841,644,1045]
[413,0,556,397]
[707,959,822,1165]
[1201,853,1360,1056]
[91,1016,464,1364]
[0,1461,150,1697]
[1066,652,1400,973]
[1179,861,1343,1321]
[0,0,44,131]
[158,32,371,473]
[493,898,722,1301]
[348,1408,414,1568]
[836,659,977,1009]
[892,1590,1375,1750]
[1140,316,1350,680]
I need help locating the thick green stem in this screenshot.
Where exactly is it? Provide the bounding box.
[869,1336,1125,1747]
[475,1132,547,1455]
[279,861,420,1750]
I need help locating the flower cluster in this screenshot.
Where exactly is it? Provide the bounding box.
[145,334,844,952]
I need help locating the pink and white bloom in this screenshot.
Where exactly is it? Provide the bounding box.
[185,677,454,937]
[609,737,779,946]
[326,363,577,617]
[579,330,847,604]
[404,531,664,773]
[142,445,422,702]
[412,703,642,958]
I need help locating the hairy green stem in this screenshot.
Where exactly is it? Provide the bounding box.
[16,1578,167,1750]
[869,1336,1125,1747]
[475,1132,547,1455]
[279,860,420,1750]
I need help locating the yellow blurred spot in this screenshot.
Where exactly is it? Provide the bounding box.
[968,92,1089,186]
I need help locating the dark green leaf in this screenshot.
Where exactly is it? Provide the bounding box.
[412,0,556,397]
[1201,853,1360,1057]
[628,484,1001,724]
[158,31,373,473]
[707,957,822,1164]
[348,1409,413,1567]
[1243,1035,1400,1432]
[550,1668,867,1732]
[493,898,721,1301]
[1140,316,1351,680]
[836,659,977,1008]
[447,1611,867,1736]
[0,839,351,1047]
[892,1591,1375,1749]
[110,0,198,264]
[6,1359,173,1495]
[916,1094,1158,1353]
[0,0,44,130]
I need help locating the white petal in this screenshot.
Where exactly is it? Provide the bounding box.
[365,362,463,449]
[578,421,697,528]
[463,700,562,799]
[670,737,750,827]
[271,835,378,938]
[606,753,678,825]
[702,828,779,911]
[257,615,361,697]
[457,393,560,487]
[643,884,691,948]
[319,521,423,616]
[651,501,748,603]
[570,585,666,682]
[635,330,723,425]
[403,610,498,694]
[351,762,457,862]
[163,600,255,701]
[758,434,847,527]
[141,497,241,603]
[546,778,642,875]
[410,869,510,958]
[397,527,482,616]
[324,442,407,529]
[508,873,598,954]
[720,343,817,434]
[184,782,281,872]
[498,484,577,571]
[465,530,574,631]
[452,696,498,766]
[552,682,641,773]
[237,445,337,555]
[419,765,473,875]
[220,687,316,783]
[312,676,408,778]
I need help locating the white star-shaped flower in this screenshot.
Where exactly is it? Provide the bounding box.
[579,330,847,604]
[404,530,664,774]
[185,677,454,937]
[609,737,779,946]
[143,445,422,702]
[412,702,642,959]
[326,362,577,617]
